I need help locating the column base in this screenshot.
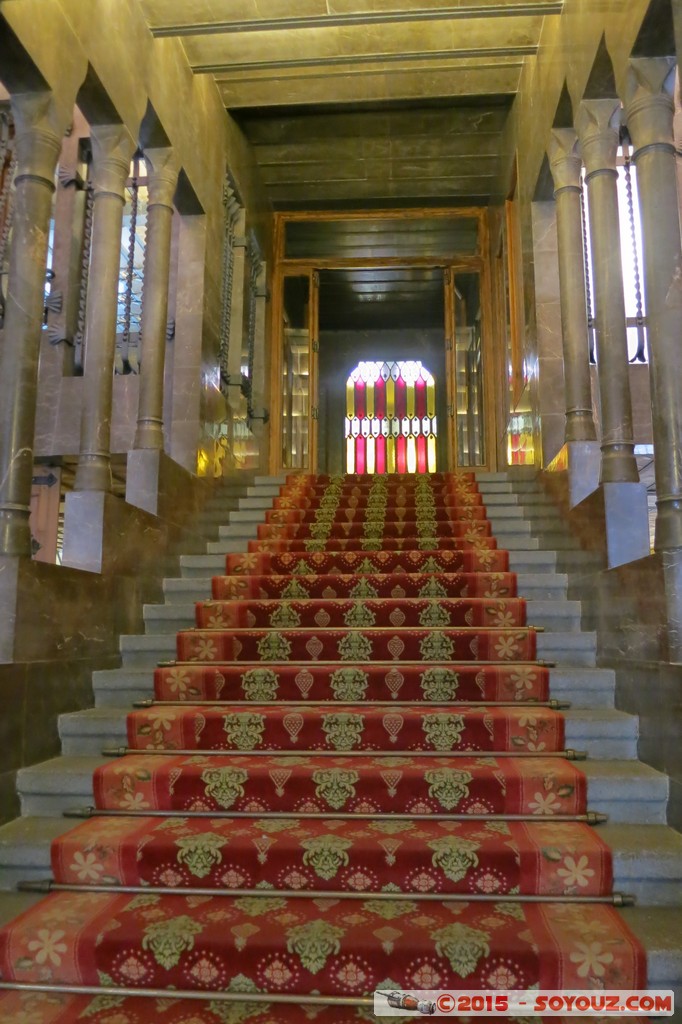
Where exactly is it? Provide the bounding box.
[566,441,601,508]
[603,481,651,568]
[0,508,32,558]
[133,421,165,451]
[73,453,112,493]
[600,442,640,485]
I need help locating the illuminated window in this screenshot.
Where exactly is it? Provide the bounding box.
[344,360,437,475]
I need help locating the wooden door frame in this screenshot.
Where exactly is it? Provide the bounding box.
[268,207,497,474]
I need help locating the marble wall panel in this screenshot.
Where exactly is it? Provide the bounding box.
[0,652,113,822]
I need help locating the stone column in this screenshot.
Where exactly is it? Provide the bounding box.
[576,99,640,485]
[0,94,64,556]
[547,128,600,506]
[133,147,179,449]
[73,124,136,492]
[575,99,649,566]
[625,57,682,658]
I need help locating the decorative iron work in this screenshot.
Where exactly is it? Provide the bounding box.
[73,162,94,372]
[0,110,16,328]
[218,177,241,397]
[579,177,596,364]
[115,153,147,374]
[120,163,139,351]
[623,140,647,363]
[243,234,261,409]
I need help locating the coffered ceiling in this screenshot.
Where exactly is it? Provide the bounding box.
[138,1,563,208]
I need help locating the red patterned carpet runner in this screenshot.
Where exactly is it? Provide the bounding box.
[0,472,645,1019]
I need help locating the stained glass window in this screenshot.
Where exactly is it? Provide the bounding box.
[344,360,437,474]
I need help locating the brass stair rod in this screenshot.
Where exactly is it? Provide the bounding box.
[103,746,587,760]
[18,880,635,907]
[64,807,609,825]
[134,698,571,709]
[0,982,372,1007]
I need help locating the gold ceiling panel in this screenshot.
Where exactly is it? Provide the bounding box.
[135,0,561,205]
[182,18,542,72]
[140,0,561,35]
[219,65,523,108]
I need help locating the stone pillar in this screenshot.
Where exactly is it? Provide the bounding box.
[575,100,649,567]
[547,128,600,506]
[625,57,682,659]
[73,124,136,492]
[0,94,64,556]
[134,147,179,449]
[576,99,639,485]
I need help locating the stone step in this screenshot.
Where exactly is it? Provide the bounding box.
[204,532,540,557]
[183,548,557,581]
[0,887,676,998]
[218,510,269,526]
[120,622,595,668]
[120,632,175,666]
[91,662,617,711]
[161,571,570,605]
[246,485,282,498]
[477,483,517,495]
[205,533,543,552]
[0,817,679,905]
[580,760,669,823]
[253,475,289,486]
[140,598,582,635]
[517,572,568,599]
[163,577,215,602]
[93,666,153,707]
[237,496,279,511]
[57,704,638,759]
[537,629,597,666]
[16,755,669,822]
[473,472,513,483]
[548,667,615,708]
[508,550,557,573]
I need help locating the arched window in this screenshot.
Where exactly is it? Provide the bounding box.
[345,360,437,474]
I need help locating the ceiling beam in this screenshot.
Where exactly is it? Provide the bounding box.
[144,2,562,38]
[219,66,522,108]
[238,106,511,144]
[195,47,535,76]
[259,157,499,185]
[265,175,500,200]
[184,17,542,70]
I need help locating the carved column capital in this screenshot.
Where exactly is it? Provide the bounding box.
[575,98,621,176]
[90,124,137,200]
[624,57,676,154]
[10,92,65,186]
[145,147,181,209]
[547,128,582,193]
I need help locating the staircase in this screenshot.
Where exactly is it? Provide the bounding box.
[0,470,680,1024]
